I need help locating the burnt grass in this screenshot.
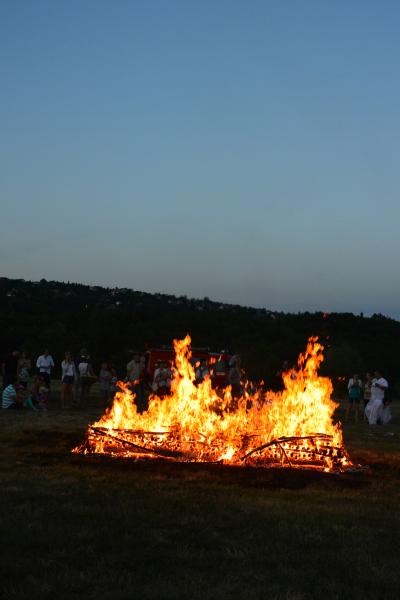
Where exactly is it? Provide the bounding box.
[1,399,400,600]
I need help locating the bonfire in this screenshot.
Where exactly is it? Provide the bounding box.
[74,336,352,472]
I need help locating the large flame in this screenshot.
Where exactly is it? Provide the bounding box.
[76,336,351,471]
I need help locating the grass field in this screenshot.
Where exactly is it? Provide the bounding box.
[1,387,399,600]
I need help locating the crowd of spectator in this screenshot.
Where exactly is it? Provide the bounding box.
[1,348,194,413]
[1,348,119,411]
[0,347,246,413]
[346,371,391,425]
[0,348,393,426]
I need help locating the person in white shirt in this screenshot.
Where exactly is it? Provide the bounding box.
[36,349,54,388]
[365,370,389,425]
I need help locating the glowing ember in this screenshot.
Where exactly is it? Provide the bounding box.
[74,336,352,471]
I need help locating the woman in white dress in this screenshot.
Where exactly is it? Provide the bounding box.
[365,370,390,425]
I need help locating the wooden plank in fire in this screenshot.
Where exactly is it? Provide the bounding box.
[92,426,170,436]
[240,434,345,462]
[89,426,184,459]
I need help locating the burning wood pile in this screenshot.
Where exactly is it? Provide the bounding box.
[74,336,352,472]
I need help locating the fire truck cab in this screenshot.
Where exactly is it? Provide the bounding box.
[144,345,232,388]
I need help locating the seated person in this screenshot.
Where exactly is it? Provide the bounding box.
[24,393,39,410]
[29,375,50,410]
[38,383,49,410]
[2,379,24,409]
[11,384,38,411]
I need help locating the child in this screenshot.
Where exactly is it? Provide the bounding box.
[38,384,49,411]
[31,375,49,410]
[24,392,39,411]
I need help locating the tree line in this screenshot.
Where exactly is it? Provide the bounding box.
[1,277,399,395]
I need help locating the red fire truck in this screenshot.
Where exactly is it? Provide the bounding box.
[144,345,232,388]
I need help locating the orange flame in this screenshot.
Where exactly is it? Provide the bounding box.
[75,336,351,471]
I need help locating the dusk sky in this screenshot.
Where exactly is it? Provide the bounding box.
[1,1,400,318]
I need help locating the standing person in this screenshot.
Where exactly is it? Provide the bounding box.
[346,374,363,422]
[126,353,141,384]
[61,352,77,408]
[228,354,242,399]
[77,354,96,407]
[195,360,210,384]
[2,351,19,389]
[365,370,389,425]
[99,362,113,405]
[136,356,149,412]
[110,375,118,401]
[152,361,161,392]
[274,360,290,391]
[127,353,146,410]
[75,348,88,401]
[18,352,31,388]
[380,384,392,425]
[195,361,202,384]
[153,361,171,398]
[363,372,372,415]
[36,349,54,388]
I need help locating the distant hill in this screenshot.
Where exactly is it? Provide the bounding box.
[1,277,399,389]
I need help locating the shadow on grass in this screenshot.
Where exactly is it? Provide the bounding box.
[14,447,371,492]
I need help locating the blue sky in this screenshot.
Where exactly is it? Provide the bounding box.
[1,1,400,317]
